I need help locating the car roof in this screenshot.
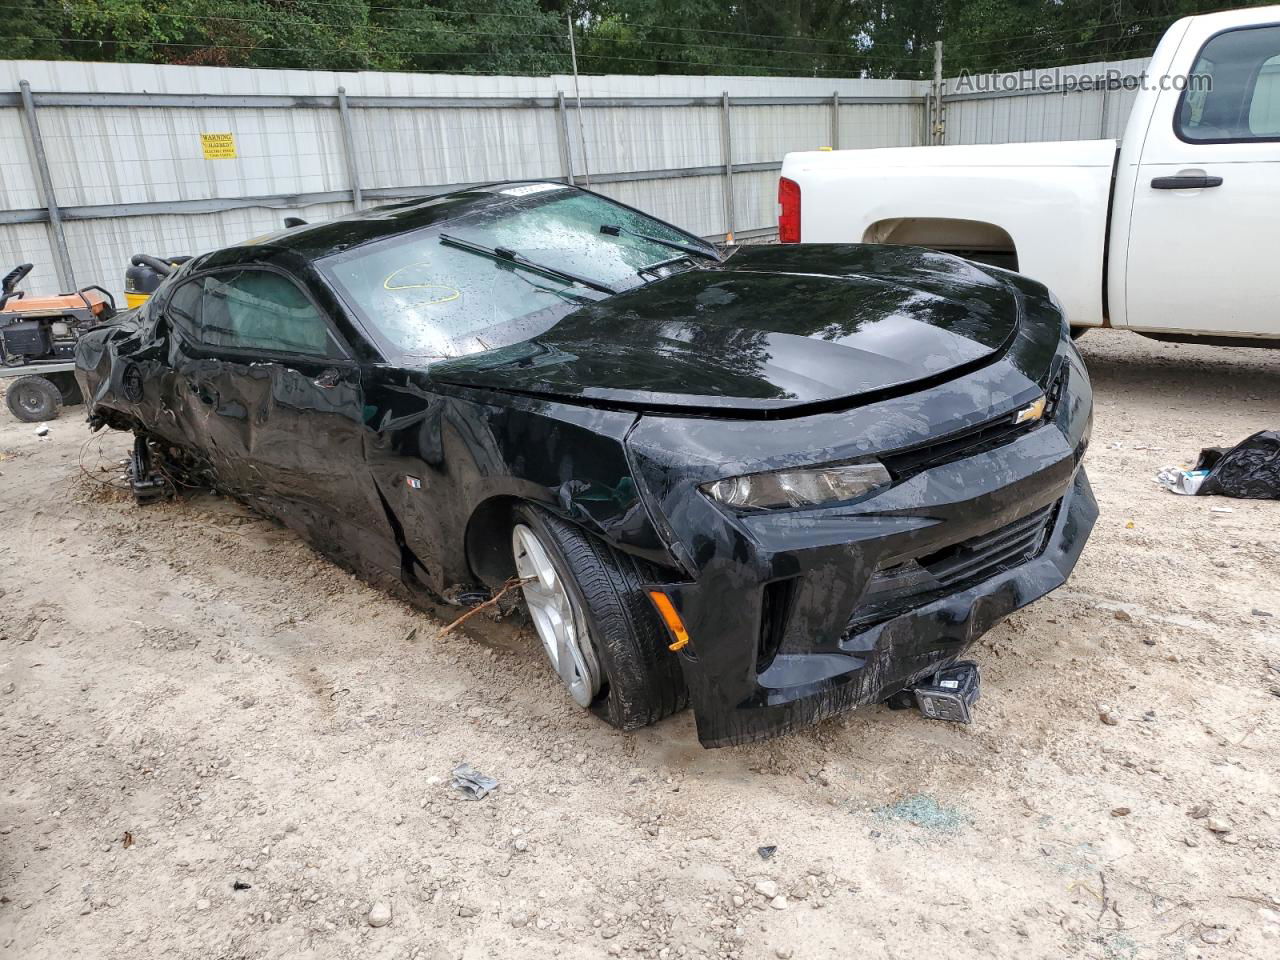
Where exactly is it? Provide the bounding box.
[235,181,568,263]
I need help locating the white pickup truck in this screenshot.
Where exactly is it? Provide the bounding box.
[779,5,1280,345]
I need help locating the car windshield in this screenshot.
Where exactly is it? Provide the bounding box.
[318,185,718,361]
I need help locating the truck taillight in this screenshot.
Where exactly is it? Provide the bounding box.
[777,177,801,244]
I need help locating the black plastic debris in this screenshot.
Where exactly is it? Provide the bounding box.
[757,845,777,860]
[1194,431,1280,499]
[451,763,499,800]
[913,661,981,724]
[232,880,252,891]
[1160,431,1280,499]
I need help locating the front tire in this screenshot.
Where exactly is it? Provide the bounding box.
[511,504,688,730]
[5,375,62,422]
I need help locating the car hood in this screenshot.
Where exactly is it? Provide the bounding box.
[428,244,1024,416]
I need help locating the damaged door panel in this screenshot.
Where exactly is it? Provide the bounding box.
[77,181,1096,747]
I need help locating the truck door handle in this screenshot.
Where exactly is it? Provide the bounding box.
[1151,176,1223,189]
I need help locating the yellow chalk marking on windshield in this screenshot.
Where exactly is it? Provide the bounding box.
[383,263,460,304]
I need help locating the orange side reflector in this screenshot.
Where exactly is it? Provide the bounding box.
[648,591,690,652]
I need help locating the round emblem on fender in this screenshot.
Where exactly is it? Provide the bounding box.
[122,363,145,404]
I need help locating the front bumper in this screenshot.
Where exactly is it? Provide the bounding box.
[686,468,1094,746]
[626,342,1096,747]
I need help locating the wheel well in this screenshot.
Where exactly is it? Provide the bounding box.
[465,496,521,588]
[862,217,1018,271]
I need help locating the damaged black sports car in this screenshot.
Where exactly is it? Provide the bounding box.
[76,181,1096,747]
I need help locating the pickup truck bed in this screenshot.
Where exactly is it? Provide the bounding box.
[786,140,1118,330]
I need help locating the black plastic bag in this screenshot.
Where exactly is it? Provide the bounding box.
[1193,431,1280,499]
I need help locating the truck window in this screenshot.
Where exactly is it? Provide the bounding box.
[1177,24,1280,142]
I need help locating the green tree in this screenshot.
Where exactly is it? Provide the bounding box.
[368,1,567,75]
[12,1,1280,77]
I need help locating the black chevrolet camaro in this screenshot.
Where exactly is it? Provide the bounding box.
[77,182,1096,747]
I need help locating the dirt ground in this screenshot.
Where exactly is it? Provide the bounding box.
[0,330,1277,960]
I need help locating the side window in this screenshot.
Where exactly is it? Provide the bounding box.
[1250,54,1280,135]
[166,278,202,336]
[197,270,344,358]
[1178,24,1280,142]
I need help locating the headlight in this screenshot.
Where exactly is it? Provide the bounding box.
[702,462,892,510]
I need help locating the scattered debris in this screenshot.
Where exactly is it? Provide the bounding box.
[121,831,134,849]
[1111,807,1132,817]
[1157,431,1280,500]
[875,793,970,833]
[1206,818,1232,834]
[232,880,251,891]
[451,763,499,800]
[367,901,392,927]
[1099,705,1121,726]
[438,577,533,638]
[757,845,777,860]
[1155,466,1210,495]
[34,426,49,438]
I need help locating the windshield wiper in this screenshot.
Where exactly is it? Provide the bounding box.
[599,224,721,262]
[439,233,618,296]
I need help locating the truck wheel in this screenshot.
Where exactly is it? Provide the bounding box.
[510,503,688,731]
[5,375,63,422]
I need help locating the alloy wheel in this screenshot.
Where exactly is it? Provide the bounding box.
[511,523,602,707]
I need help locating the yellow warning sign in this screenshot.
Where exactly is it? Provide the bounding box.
[200,132,237,159]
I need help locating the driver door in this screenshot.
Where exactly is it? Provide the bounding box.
[166,266,399,575]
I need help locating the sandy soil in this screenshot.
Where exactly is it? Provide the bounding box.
[1,330,1278,960]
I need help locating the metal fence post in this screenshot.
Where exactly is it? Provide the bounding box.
[557,92,576,185]
[566,14,591,187]
[931,41,946,144]
[18,80,74,290]
[720,91,736,242]
[831,91,841,150]
[336,87,364,210]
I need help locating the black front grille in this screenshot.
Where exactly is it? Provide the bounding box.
[881,362,1069,480]
[881,416,1034,479]
[844,500,1060,636]
[917,502,1056,588]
